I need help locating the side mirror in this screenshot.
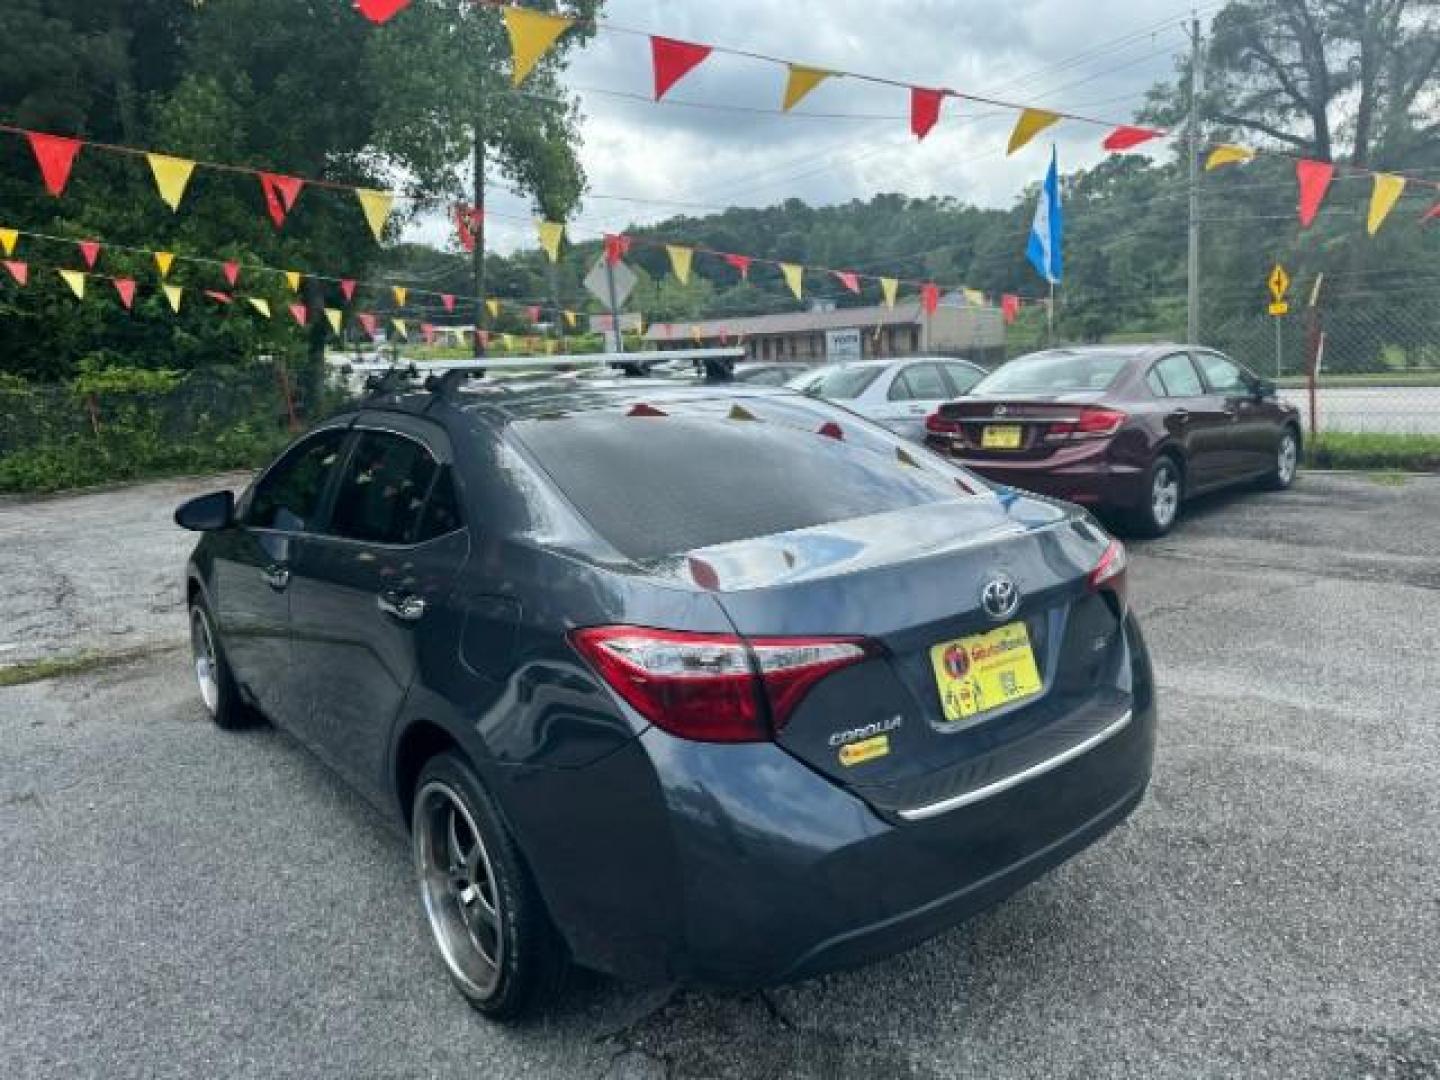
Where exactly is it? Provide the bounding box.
[1253,378,1276,398]
[174,490,235,532]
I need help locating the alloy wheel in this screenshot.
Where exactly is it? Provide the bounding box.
[414,781,504,999]
[1151,462,1180,530]
[190,607,220,715]
[1278,434,1298,485]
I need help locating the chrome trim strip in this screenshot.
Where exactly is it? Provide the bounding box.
[897,710,1133,822]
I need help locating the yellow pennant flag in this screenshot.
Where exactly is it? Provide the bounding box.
[1367,173,1406,236]
[286,271,302,293]
[146,154,196,212]
[782,65,834,111]
[59,270,86,300]
[485,299,500,319]
[563,309,577,328]
[1205,144,1255,171]
[392,318,409,339]
[247,298,272,318]
[536,220,565,263]
[781,263,805,300]
[356,189,394,243]
[504,7,575,87]
[392,286,408,307]
[544,340,557,355]
[880,277,899,309]
[1007,109,1061,155]
[325,308,343,336]
[667,244,694,284]
[500,333,514,349]
[154,251,175,277]
[0,228,17,256]
[163,284,183,313]
[963,287,985,306]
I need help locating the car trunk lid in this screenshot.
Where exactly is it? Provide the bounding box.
[933,393,1112,460]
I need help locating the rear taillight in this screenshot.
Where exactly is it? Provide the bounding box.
[925,412,962,436]
[1047,406,1128,441]
[569,627,870,743]
[1087,539,1129,612]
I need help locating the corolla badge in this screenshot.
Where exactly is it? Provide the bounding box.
[980,573,1021,621]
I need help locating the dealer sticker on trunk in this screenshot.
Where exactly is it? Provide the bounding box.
[838,734,891,767]
[930,622,1043,722]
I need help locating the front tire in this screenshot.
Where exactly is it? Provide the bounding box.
[189,600,257,730]
[412,752,567,1020]
[1128,455,1183,537]
[1263,428,1300,490]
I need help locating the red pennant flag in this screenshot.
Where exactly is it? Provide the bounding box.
[442,294,456,313]
[421,323,436,344]
[603,233,631,265]
[921,283,940,315]
[259,173,304,228]
[834,270,860,294]
[357,312,378,339]
[1102,125,1163,152]
[455,205,484,252]
[1295,159,1335,229]
[205,290,234,304]
[1001,294,1020,324]
[78,241,101,269]
[527,305,542,323]
[911,88,944,140]
[651,36,713,101]
[1423,201,1440,224]
[223,261,241,287]
[28,132,83,197]
[288,303,308,327]
[723,253,751,279]
[340,278,357,302]
[112,278,136,309]
[4,260,30,286]
[356,0,410,24]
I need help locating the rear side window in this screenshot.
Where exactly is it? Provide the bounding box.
[417,469,463,541]
[512,402,967,559]
[888,363,948,401]
[943,363,984,395]
[247,429,347,531]
[329,431,439,545]
[1152,353,1204,397]
[808,366,883,400]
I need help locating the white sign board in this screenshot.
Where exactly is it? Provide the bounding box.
[825,328,863,361]
[584,256,637,311]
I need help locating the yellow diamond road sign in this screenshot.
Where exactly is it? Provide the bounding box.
[1268,263,1291,303]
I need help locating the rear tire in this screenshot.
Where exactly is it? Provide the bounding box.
[1262,427,1300,490]
[189,600,258,730]
[412,752,568,1020]
[1128,455,1183,538]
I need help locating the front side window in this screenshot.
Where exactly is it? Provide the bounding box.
[1195,352,1249,395]
[1152,353,1204,397]
[329,431,439,546]
[246,429,348,532]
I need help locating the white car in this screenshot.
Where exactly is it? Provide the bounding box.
[787,357,987,442]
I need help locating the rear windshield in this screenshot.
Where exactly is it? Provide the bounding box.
[511,398,967,559]
[974,351,1132,394]
[803,365,883,400]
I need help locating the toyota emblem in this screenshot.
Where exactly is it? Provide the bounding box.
[980,574,1020,621]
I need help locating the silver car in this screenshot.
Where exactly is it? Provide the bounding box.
[788,357,987,442]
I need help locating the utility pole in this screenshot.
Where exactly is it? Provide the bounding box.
[1186,14,1204,346]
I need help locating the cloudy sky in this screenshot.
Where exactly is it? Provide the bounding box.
[441,0,1194,253]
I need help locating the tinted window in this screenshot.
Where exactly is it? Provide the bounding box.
[1153,353,1204,397]
[329,432,438,545]
[417,468,463,541]
[247,429,347,531]
[974,350,1132,394]
[1195,353,1249,394]
[943,363,984,395]
[736,366,793,386]
[888,363,948,401]
[808,366,883,400]
[512,401,967,559]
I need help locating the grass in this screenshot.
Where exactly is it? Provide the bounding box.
[1304,432,1440,473]
[1277,371,1440,388]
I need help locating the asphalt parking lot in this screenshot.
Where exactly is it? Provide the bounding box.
[2,471,1438,1079]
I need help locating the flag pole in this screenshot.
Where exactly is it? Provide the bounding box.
[1047,280,1055,344]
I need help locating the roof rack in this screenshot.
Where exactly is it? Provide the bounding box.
[340,347,746,389]
[361,363,420,400]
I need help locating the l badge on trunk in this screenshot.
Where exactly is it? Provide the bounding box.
[981,574,1021,622]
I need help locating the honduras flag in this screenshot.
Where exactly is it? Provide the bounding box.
[1026,147,1063,285]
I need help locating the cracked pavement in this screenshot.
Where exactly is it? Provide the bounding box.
[1,470,1437,1078]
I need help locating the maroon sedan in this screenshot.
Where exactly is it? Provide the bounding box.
[924,345,1302,536]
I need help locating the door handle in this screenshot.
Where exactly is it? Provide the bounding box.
[262,564,290,591]
[1173,408,1190,423]
[377,590,426,622]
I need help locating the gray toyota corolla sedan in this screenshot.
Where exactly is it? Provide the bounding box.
[176,375,1156,1019]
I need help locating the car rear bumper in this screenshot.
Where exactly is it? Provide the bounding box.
[926,438,1148,509]
[524,614,1156,988]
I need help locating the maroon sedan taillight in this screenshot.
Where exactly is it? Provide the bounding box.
[1047,406,1128,441]
[569,627,871,743]
[925,412,962,436]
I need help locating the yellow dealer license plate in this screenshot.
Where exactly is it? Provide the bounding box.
[930,622,1043,722]
[981,424,1023,449]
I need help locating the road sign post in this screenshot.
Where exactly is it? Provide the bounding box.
[1267,262,1291,377]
